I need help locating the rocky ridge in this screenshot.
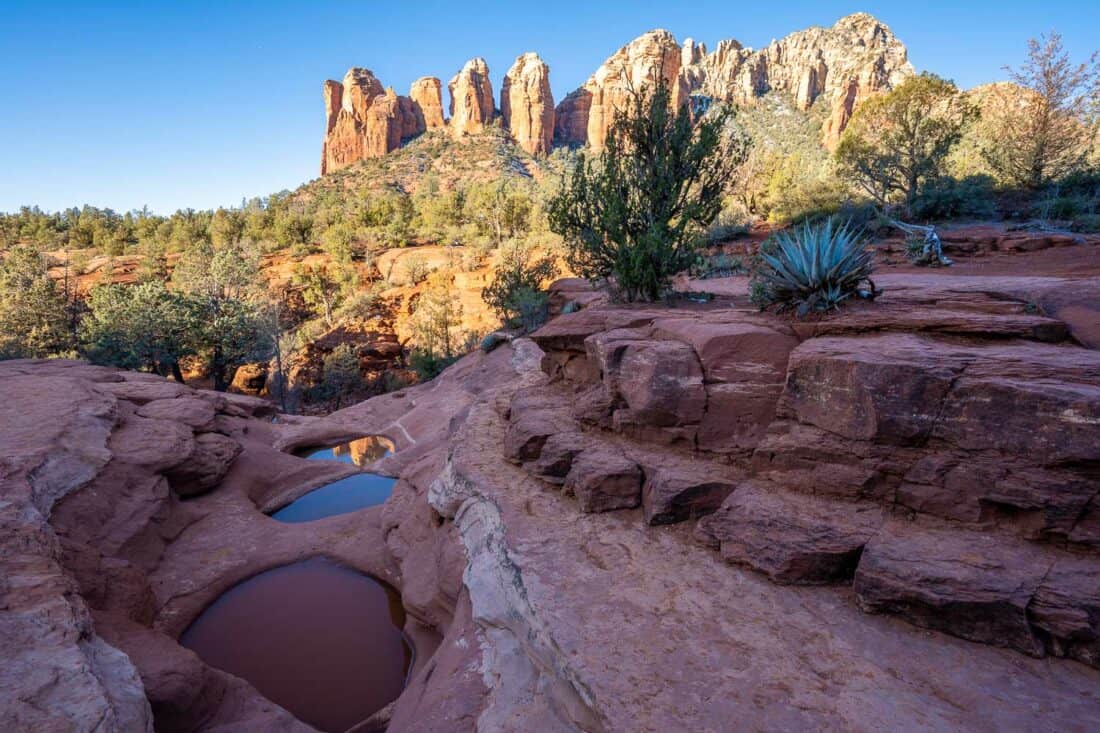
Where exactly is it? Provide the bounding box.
[4,249,1100,731]
[321,13,913,171]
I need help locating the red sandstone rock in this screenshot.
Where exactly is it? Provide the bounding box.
[136,396,217,432]
[854,521,1053,657]
[165,432,242,497]
[563,446,642,512]
[526,431,587,484]
[501,52,554,156]
[699,482,883,584]
[641,465,736,525]
[448,58,494,139]
[321,68,423,174]
[410,76,446,129]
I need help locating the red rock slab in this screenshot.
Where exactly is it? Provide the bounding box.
[855,520,1053,657]
[698,481,883,584]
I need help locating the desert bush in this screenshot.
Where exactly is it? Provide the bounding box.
[481,241,558,331]
[910,175,998,220]
[549,79,746,302]
[750,219,877,316]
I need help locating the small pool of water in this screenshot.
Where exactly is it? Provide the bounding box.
[270,472,397,523]
[298,435,395,466]
[179,558,411,733]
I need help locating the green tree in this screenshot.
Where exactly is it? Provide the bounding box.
[481,241,558,331]
[981,33,1099,188]
[409,269,464,375]
[548,81,744,301]
[81,281,196,380]
[173,240,267,390]
[313,344,364,411]
[292,262,357,328]
[0,245,73,358]
[836,73,973,213]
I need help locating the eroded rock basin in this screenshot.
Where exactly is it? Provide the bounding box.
[179,558,411,732]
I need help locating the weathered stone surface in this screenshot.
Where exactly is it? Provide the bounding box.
[1030,554,1100,668]
[165,432,243,497]
[108,414,195,473]
[559,29,686,151]
[564,446,642,513]
[642,465,736,525]
[136,396,217,432]
[615,339,706,427]
[698,482,883,584]
[855,521,1052,656]
[321,68,423,173]
[410,76,446,129]
[501,52,554,156]
[448,58,494,138]
[526,431,587,484]
[503,390,574,463]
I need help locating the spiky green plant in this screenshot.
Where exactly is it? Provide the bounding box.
[750,219,877,316]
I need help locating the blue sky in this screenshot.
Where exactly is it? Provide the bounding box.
[2,1,1097,214]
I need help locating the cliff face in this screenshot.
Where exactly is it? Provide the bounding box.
[501,53,555,156]
[320,13,914,172]
[321,68,425,174]
[448,57,496,139]
[555,12,913,149]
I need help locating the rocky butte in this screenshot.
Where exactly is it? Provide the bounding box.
[320,13,913,172]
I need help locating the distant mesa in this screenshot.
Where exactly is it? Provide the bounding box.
[319,12,913,174]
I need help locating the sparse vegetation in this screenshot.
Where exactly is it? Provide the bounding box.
[750,219,877,316]
[548,80,748,301]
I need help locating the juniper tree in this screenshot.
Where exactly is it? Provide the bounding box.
[548,81,745,302]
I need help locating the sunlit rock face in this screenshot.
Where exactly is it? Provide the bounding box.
[410,76,446,129]
[320,68,426,174]
[501,52,555,156]
[448,57,495,139]
[554,13,913,150]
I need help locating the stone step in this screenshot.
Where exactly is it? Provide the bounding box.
[696,481,883,584]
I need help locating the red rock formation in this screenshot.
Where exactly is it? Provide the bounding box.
[320,68,425,174]
[501,52,554,156]
[555,13,913,150]
[448,57,495,139]
[410,76,446,129]
[558,29,687,151]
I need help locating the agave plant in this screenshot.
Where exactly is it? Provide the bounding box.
[750,218,877,316]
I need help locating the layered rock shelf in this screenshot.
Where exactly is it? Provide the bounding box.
[320,12,914,172]
[5,252,1099,730]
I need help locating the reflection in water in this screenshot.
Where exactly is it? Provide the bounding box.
[299,435,395,466]
[179,558,411,733]
[271,472,397,523]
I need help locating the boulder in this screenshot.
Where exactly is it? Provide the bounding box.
[108,415,195,474]
[614,340,706,427]
[165,432,242,497]
[501,52,554,156]
[698,482,882,584]
[641,465,736,525]
[854,521,1052,656]
[526,431,587,484]
[136,397,217,432]
[563,446,642,513]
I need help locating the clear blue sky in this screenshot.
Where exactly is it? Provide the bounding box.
[2,1,1096,215]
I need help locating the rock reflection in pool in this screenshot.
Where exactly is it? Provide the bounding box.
[298,435,394,466]
[271,471,397,523]
[179,558,411,733]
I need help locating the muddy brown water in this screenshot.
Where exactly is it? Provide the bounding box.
[179,558,412,732]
